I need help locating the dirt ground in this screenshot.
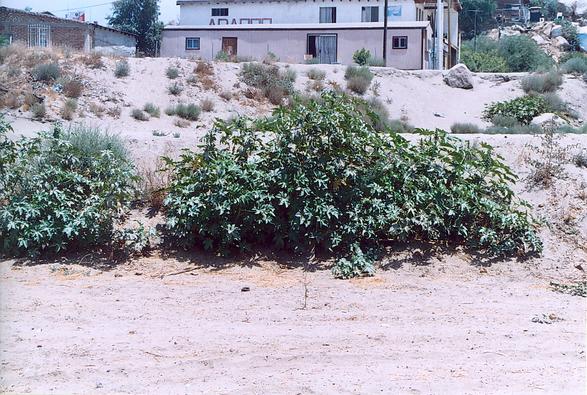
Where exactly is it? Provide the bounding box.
[0,253,585,394]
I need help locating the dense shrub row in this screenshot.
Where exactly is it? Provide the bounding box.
[461,36,552,73]
[163,92,542,277]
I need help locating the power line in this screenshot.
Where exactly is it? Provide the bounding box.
[50,1,115,13]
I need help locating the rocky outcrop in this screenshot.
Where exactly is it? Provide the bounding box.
[531,113,567,127]
[443,64,474,89]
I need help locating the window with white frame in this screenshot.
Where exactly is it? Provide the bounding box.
[319,7,336,23]
[185,37,200,50]
[361,6,379,22]
[211,8,228,16]
[28,24,50,47]
[392,36,408,49]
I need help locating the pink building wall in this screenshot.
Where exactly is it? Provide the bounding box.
[161,26,429,70]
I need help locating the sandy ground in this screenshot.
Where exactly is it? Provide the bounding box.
[1,255,586,395]
[1,51,587,393]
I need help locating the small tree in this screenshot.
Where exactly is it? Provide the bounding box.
[107,0,163,56]
[353,48,371,66]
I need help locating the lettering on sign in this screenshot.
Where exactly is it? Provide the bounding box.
[209,18,272,25]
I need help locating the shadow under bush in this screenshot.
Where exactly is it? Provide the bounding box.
[163,92,542,278]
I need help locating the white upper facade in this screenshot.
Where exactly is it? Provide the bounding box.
[177,0,424,26]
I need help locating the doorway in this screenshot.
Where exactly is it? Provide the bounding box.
[307,34,337,64]
[222,37,238,56]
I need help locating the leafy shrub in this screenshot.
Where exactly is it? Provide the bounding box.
[168,82,184,96]
[307,68,326,80]
[497,36,553,72]
[450,123,482,134]
[166,66,179,79]
[163,92,542,278]
[240,62,296,103]
[143,102,160,118]
[345,66,373,95]
[353,48,371,66]
[200,98,215,112]
[167,103,201,121]
[31,102,46,119]
[460,47,508,73]
[114,60,130,78]
[521,71,562,93]
[0,119,136,257]
[131,109,149,121]
[32,63,60,82]
[561,56,587,74]
[113,222,155,256]
[483,95,549,125]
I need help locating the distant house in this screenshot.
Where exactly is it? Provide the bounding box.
[161,0,461,70]
[0,6,137,56]
[495,0,531,24]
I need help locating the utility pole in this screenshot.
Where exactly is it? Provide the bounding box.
[447,0,452,68]
[383,0,388,66]
[468,9,481,51]
[435,0,444,69]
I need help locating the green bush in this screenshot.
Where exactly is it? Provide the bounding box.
[143,102,160,118]
[353,48,371,66]
[32,63,60,82]
[167,103,201,121]
[163,92,542,278]
[166,66,179,79]
[560,20,579,50]
[132,108,149,121]
[345,66,373,95]
[307,68,326,80]
[215,51,230,61]
[460,47,508,73]
[168,82,184,96]
[491,114,520,128]
[483,95,549,125]
[540,92,567,113]
[521,71,562,93]
[240,62,296,103]
[450,123,483,134]
[367,57,386,67]
[497,36,553,72]
[0,119,136,257]
[114,60,130,78]
[561,57,587,74]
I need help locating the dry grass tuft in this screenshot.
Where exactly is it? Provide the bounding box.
[1,91,22,109]
[81,52,104,69]
[200,98,215,112]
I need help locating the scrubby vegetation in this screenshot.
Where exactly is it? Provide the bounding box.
[167,82,184,96]
[240,62,296,104]
[32,63,61,82]
[166,103,201,121]
[307,68,326,81]
[345,66,374,95]
[560,55,587,75]
[451,123,483,134]
[163,92,542,278]
[132,108,149,121]
[352,48,371,66]
[61,78,84,98]
[166,66,179,79]
[461,36,552,72]
[115,60,130,78]
[143,102,160,118]
[0,118,136,257]
[200,98,215,112]
[521,71,562,94]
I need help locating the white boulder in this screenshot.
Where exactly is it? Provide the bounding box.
[443,64,474,90]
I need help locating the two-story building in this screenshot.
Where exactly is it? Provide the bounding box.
[161,0,461,69]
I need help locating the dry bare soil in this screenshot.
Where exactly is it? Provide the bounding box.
[1,49,586,394]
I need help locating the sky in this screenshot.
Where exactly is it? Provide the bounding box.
[1,0,181,25]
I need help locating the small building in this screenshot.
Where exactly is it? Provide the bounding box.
[163,22,432,69]
[162,0,461,70]
[0,6,137,55]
